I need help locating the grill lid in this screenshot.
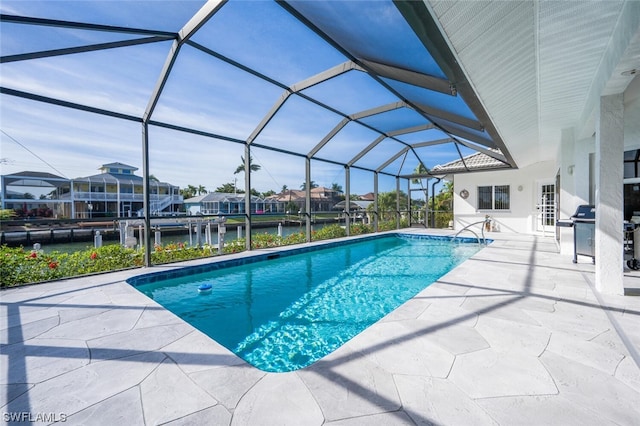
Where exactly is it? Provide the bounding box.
[571,205,595,221]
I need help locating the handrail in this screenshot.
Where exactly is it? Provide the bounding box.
[451,218,491,245]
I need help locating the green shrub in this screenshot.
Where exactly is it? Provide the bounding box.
[1,223,395,287]
[435,212,454,228]
[377,220,397,231]
[311,224,346,241]
[0,243,221,287]
[150,242,217,264]
[0,244,142,287]
[350,223,373,235]
[0,209,17,220]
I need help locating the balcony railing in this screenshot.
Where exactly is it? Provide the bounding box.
[59,192,183,203]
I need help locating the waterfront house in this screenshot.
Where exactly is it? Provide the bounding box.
[1,163,183,219]
[265,187,341,214]
[62,163,182,218]
[184,192,271,216]
[0,171,71,218]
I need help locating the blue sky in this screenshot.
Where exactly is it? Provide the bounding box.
[0,1,468,197]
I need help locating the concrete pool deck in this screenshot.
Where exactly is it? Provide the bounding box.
[2,230,640,425]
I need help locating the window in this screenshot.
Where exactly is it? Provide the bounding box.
[624,149,640,179]
[478,185,510,210]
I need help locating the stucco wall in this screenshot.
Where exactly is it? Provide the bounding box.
[453,161,557,234]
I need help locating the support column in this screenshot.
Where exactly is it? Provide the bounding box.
[559,128,576,255]
[345,166,350,236]
[0,176,5,210]
[595,93,624,295]
[396,177,401,229]
[245,144,252,251]
[142,122,151,267]
[305,158,312,242]
[373,172,379,232]
[70,179,75,219]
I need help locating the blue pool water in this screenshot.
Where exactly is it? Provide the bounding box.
[130,234,483,372]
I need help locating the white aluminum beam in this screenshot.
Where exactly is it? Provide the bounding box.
[359,58,454,95]
[412,102,484,131]
[347,135,386,166]
[290,60,363,93]
[377,146,410,172]
[1,36,173,64]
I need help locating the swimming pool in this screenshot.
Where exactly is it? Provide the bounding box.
[129,234,484,372]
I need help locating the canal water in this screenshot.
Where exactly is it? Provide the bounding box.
[37,223,322,254]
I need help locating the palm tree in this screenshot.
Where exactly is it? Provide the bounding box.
[281,184,288,193]
[411,163,429,188]
[300,181,318,190]
[180,185,197,199]
[216,182,241,193]
[234,155,261,175]
[197,185,207,195]
[434,180,454,211]
[331,182,343,194]
[368,190,408,221]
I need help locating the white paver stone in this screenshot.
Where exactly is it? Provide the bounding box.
[140,357,218,425]
[232,372,323,426]
[540,351,640,425]
[163,405,232,425]
[476,394,613,425]
[65,386,145,425]
[189,363,266,410]
[547,331,624,375]
[38,308,143,340]
[614,356,640,393]
[346,321,455,377]
[323,411,415,425]
[162,330,245,374]
[449,348,557,398]
[1,315,59,345]
[6,351,166,418]
[1,337,89,384]
[87,323,193,361]
[475,315,550,355]
[297,347,400,422]
[395,375,498,425]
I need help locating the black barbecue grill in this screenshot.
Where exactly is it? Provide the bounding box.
[570,205,596,264]
[557,205,596,263]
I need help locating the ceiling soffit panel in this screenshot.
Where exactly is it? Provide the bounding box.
[393,0,515,166]
[425,0,536,167]
[537,0,625,151]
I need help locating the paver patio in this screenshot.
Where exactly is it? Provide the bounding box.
[2,230,639,425]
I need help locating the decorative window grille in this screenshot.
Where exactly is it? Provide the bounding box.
[477,185,510,210]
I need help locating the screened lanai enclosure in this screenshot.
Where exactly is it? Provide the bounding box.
[1,0,514,266]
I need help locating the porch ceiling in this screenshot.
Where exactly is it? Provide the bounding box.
[426,0,640,169]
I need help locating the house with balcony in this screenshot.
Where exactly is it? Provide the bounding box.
[62,162,183,218]
[1,163,183,219]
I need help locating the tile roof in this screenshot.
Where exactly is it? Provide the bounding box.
[431,149,510,174]
[3,171,67,180]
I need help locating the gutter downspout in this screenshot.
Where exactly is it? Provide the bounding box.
[431,177,441,228]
